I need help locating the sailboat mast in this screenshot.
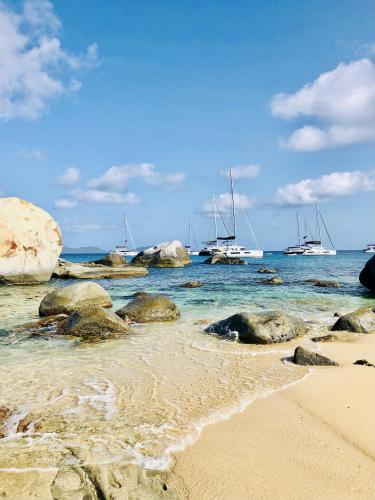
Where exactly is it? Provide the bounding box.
[212,194,218,244]
[297,212,301,245]
[229,169,236,244]
[188,217,192,247]
[123,213,128,246]
[316,203,322,244]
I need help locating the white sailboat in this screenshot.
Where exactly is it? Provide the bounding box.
[363,244,375,253]
[185,218,200,256]
[200,171,263,258]
[283,213,307,255]
[301,204,336,256]
[113,215,138,257]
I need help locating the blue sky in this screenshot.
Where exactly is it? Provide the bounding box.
[0,0,374,250]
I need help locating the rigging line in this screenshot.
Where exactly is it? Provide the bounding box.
[216,207,231,237]
[126,218,136,250]
[191,225,199,250]
[241,208,260,250]
[319,211,335,249]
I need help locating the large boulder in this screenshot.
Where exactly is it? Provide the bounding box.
[0,197,62,284]
[116,293,180,323]
[205,311,307,344]
[359,255,375,291]
[331,306,375,333]
[39,282,112,316]
[62,306,129,340]
[53,259,148,279]
[131,241,191,268]
[293,346,338,366]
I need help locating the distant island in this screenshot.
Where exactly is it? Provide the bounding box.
[62,246,109,254]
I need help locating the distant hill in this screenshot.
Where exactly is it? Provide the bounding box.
[62,246,109,254]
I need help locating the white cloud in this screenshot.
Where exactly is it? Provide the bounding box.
[60,218,102,233]
[203,192,255,213]
[74,189,140,205]
[87,163,186,191]
[0,0,98,121]
[274,170,375,207]
[54,197,77,209]
[221,164,261,179]
[270,59,375,151]
[20,148,45,160]
[55,166,80,186]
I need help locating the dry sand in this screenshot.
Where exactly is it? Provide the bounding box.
[171,335,375,500]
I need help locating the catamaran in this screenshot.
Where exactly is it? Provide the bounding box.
[283,212,306,255]
[200,171,263,258]
[284,205,336,256]
[184,218,200,256]
[113,215,138,257]
[363,244,375,253]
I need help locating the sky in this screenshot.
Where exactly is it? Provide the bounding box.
[0,0,374,250]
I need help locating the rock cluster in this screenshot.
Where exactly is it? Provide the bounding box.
[0,197,62,284]
[131,241,191,268]
[205,311,307,344]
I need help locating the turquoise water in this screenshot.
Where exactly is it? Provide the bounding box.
[0,251,373,474]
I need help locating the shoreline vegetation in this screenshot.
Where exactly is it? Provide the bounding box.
[0,197,375,498]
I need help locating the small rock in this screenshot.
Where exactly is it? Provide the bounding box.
[62,306,130,340]
[179,281,203,288]
[204,256,246,265]
[293,346,338,366]
[0,406,10,438]
[258,268,277,274]
[311,334,338,343]
[39,282,112,316]
[314,280,340,288]
[262,276,283,285]
[90,253,127,267]
[116,294,180,323]
[353,359,374,367]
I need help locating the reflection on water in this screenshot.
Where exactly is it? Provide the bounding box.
[0,251,373,473]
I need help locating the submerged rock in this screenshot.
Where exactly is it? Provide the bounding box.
[0,406,10,438]
[314,280,340,288]
[311,333,338,343]
[359,255,375,291]
[53,259,148,279]
[179,281,203,288]
[89,253,127,267]
[0,197,62,284]
[205,311,307,344]
[258,268,277,274]
[116,294,180,323]
[262,276,283,285]
[204,256,246,265]
[131,240,191,268]
[16,314,68,337]
[62,306,129,340]
[39,282,112,316]
[331,306,375,333]
[293,346,338,366]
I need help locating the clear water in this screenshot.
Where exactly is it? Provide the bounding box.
[0,251,373,473]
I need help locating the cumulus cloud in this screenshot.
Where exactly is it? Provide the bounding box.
[73,189,140,205]
[221,164,261,179]
[274,170,375,206]
[55,166,80,186]
[270,59,375,151]
[0,0,98,121]
[203,192,255,214]
[54,197,77,209]
[87,163,186,191]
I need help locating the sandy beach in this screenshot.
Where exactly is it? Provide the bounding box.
[171,335,375,500]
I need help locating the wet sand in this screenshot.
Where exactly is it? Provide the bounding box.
[171,335,375,500]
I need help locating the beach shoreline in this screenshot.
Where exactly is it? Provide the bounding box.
[169,335,375,500]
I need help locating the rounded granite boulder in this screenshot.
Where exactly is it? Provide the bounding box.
[331,306,375,333]
[39,282,112,316]
[116,293,180,323]
[62,306,129,340]
[359,255,375,291]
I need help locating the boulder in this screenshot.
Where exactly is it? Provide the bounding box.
[179,281,203,288]
[205,311,307,344]
[16,314,68,337]
[331,307,375,333]
[258,268,277,274]
[204,256,246,265]
[90,253,127,267]
[293,346,338,366]
[131,241,191,268]
[262,276,283,285]
[62,306,129,340]
[0,197,62,284]
[359,255,375,291]
[116,294,180,323]
[53,259,148,279]
[39,282,112,316]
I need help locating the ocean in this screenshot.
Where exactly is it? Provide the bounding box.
[0,251,373,477]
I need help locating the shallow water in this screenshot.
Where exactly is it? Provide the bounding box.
[0,251,373,474]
